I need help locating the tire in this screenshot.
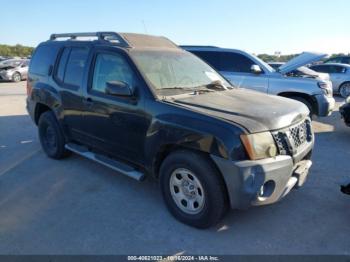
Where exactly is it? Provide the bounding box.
[38,111,70,159]
[289,96,313,118]
[12,72,21,82]
[159,150,228,228]
[339,82,350,98]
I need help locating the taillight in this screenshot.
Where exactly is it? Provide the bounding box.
[26,78,32,96]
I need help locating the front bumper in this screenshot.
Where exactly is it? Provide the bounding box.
[211,147,313,209]
[0,71,12,81]
[340,103,350,126]
[314,94,335,116]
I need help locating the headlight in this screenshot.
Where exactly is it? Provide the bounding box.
[346,96,350,104]
[240,132,277,160]
[318,81,332,95]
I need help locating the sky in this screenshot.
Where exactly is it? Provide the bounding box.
[1,0,350,55]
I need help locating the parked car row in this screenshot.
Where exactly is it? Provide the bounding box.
[0,58,30,82]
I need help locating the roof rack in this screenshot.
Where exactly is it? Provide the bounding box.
[49,32,130,47]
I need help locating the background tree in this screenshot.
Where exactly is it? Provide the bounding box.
[0,44,34,57]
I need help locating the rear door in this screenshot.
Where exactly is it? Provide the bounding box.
[52,45,90,143]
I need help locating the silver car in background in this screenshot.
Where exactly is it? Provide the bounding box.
[309,63,350,98]
[183,46,335,117]
[0,59,30,82]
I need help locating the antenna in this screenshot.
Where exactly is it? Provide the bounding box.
[142,20,148,34]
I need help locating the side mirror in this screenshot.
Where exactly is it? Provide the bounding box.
[251,65,262,74]
[106,81,133,97]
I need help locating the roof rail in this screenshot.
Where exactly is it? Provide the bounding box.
[180,45,219,49]
[49,32,130,47]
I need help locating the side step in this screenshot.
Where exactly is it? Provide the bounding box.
[65,143,145,181]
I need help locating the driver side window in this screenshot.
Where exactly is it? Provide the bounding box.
[220,53,255,73]
[92,53,135,93]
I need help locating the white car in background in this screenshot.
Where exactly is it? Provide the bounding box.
[309,63,350,98]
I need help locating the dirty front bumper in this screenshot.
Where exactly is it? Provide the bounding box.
[211,148,312,209]
[314,94,335,116]
[340,103,350,126]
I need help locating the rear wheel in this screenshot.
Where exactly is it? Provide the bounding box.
[339,82,350,98]
[160,150,228,228]
[12,72,21,82]
[38,111,70,159]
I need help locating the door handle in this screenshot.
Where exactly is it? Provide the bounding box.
[83,97,93,106]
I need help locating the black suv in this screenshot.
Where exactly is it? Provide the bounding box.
[27,32,314,228]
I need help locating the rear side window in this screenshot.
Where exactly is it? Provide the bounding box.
[56,48,70,82]
[333,66,347,74]
[55,47,89,87]
[343,57,350,64]
[311,65,330,73]
[30,45,58,75]
[192,51,221,69]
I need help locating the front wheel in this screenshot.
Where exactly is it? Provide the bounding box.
[339,82,350,98]
[12,72,21,82]
[160,150,228,228]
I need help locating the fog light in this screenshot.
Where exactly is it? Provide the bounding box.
[258,180,275,199]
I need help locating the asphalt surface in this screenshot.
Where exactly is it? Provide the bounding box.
[0,81,349,255]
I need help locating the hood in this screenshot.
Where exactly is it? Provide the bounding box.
[0,66,15,71]
[279,52,327,74]
[172,89,309,133]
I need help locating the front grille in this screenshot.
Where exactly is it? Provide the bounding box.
[272,119,312,156]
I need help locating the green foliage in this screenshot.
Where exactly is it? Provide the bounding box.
[0,44,34,57]
[258,54,299,63]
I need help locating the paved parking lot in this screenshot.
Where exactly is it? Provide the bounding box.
[0,81,349,255]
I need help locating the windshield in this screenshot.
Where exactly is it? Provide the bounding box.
[130,50,231,97]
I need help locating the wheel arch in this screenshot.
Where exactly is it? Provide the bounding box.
[278,91,317,114]
[34,103,52,125]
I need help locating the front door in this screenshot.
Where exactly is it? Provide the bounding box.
[219,52,269,93]
[82,48,148,165]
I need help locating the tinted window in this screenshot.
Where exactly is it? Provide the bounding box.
[220,52,255,73]
[192,51,221,69]
[333,65,347,73]
[342,57,350,64]
[310,65,330,73]
[92,53,135,93]
[311,65,346,74]
[64,47,89,87]
[56,48,70,82]
[30,45,58,75]
[192,51,255,73]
